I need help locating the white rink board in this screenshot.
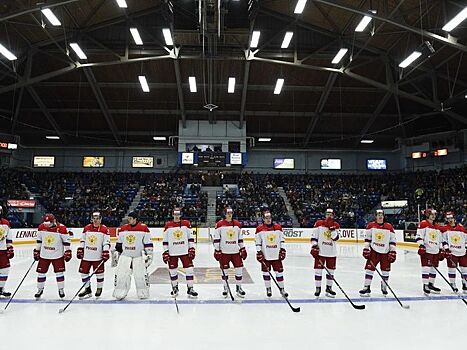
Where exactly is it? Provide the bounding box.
[9,227,407,245]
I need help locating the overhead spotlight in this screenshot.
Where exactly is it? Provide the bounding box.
[274,78,284,95]
[281,32,294,49]
[41,8,61,26]
[138,76,150,92]
[250,31,260,48]
[115,0,127,8]
[69,43,87,60]
[0,44,17,61]
[162,28,174,46]
[130,28,143,45]
[258,138,271,142]
[294,0,307,14]
[399,51,422,68]
[228,77,236,93]
[355,11,376,32]
[331,48,348,64]
[189,76,197,92]
[442,7,467,32]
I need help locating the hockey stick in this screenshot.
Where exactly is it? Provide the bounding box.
[1,260,36,314]
[447,257,467,288]
[261,261,300,312]
[167,268,180,314]
[368,260,410,309]
[320,263,365,310]
[220,268,235,301]
[432,265,467,307]
[58,260,105,314]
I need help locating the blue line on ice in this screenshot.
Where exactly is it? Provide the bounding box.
[0,294,465,305]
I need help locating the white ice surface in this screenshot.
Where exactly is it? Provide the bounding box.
[1,242,466,350]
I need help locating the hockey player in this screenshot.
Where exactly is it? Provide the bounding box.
[34,214,71,299]
[416,208,443,295]
[162,207,198,298]
[77,212,111,299]
[310,208,340,298]
[359,210,397,297]
[0,206,13,297]
[113,212,153,300]
[440,212,467,293]
[213,207,247,298]
[255,210,287,298]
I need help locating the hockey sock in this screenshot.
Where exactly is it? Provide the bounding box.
[315,268,323,287]
[56,272,65,289]
[276,272,284,289]
[96,273,104,289]
[169,268,178,286]
[263,272,271,288]
[37,273,46,289]
[448,267,456,285]
[221,272,229,288]
[235,267,243,286]
[429,267,436,284]
[185,267,194,288]
[326,269,335,287]
[381,271,389,285]
[0,267,9,288]
[422,266,430,285]
[81,273,90,288]
[461,266,467,286]
[364,269,374,287]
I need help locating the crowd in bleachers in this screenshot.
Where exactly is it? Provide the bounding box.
[135,173,207,226]
[0,167,465,229]
[216,173,293,227]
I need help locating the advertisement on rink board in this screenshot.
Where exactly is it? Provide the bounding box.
[9,227,409,245]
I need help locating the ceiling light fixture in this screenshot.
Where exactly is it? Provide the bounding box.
[399,51,422,68]
[41,8,61,26]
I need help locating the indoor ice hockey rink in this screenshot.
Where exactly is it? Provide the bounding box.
[1,0,466,349]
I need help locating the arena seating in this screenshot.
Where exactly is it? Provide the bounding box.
[1,167,465,229]
[216,173,293,227]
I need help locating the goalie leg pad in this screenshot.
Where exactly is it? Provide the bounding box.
[133,256,149,299]
[113,255,132,300]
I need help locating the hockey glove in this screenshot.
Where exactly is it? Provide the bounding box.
[77,247,84,259]
[279,248,286,261]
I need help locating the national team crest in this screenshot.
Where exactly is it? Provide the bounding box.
[266,233,276,243]
[87,234,97,246]
[0,228,5,241]
[428,231,438,241]
[45,234,55,246]
[323,230,332,240]
[452,234,460,244]
[173,230,184,240]
[126,234,136,245]
[375,232,385,242]
[226,229,235,239]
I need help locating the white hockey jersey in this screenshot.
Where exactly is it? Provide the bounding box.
[37,223,70,259]
[311,219,340,257]
[442,224,467,257]
[255,223,284,261]
[80,224,111,261]
[416,220,443,254]
[213,219,243,254]
[117,223,153,258]
[364,221,396,254]
[0,218,12,250]
[163,220,195,256]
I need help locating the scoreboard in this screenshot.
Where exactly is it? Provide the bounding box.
[178,152,247,167]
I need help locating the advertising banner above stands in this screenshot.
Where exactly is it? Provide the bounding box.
[7,199,36,208]
[10,227,409,246]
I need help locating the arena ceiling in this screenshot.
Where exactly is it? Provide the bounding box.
[0,0,466,150]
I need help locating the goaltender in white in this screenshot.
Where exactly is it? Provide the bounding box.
[112,211,154,300]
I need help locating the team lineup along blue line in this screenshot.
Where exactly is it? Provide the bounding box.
[0,294,464,306]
